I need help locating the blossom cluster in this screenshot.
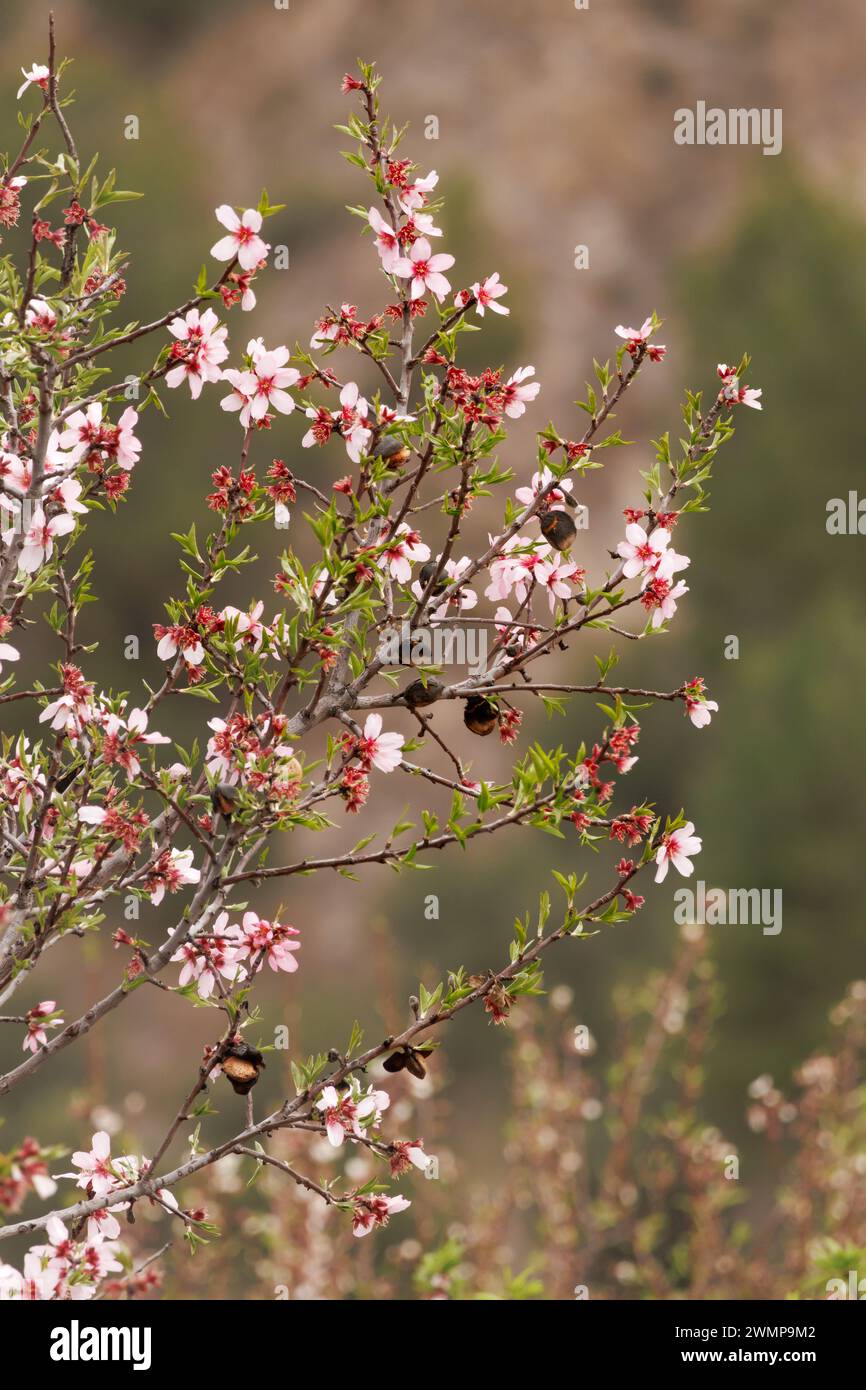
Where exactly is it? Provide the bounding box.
[168,910,300,1000]
[0,1130,168,1301]
[0,47,762,1282]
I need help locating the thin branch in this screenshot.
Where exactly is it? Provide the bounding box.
[0,864,646,1243]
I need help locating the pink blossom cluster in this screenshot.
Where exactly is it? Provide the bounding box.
[168,910,300,1000]
[0,1130,170,1301]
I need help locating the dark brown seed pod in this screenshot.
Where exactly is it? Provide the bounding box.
[56,761,85,793]
[463,694,498,737]
[417,560,448,596]
[383,1045,429,1078]
[222,1041,266,1095]
[404,1049,428,1080]
[211,782,239,820]
[403,677,444,707]
[372,435,411,467]
[539,508,577,552]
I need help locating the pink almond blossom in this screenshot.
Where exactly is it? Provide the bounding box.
[352,1193,411,1238]
[484,535,546,604]
[17,64,49,100]
[56,402,104,464]
[718,363,762,410]
[407,211,441,239]
[0,447,30,495]
[211,205,270,272]
[146,847,200,905]
[337,382,372,461]
[80,1240,123,1283]
[317,1085,349,1147]
[86,1208,122,1244]
[68,1131,120,1197]
[398,170,438,213]
[359,713,404,773]
[471,273,509,316]
[101,706,171,778]
[654,820,702,883]
[169,912,246,999]
[316,1081,391,1148]
[50,477,88,515]
[515,466,572,509]
[617,522,671,580]
[237,911,301,974]
[24,298,57,332]
[2,1252,56,1301]
[246,344,299,421]
[301,381,371,462]
[395,236,455,303]
[115,406,142,470]
[220,600,267,651]
[32,1217,76,1276]
[0,638,19,674]
[503,365,540,419]
[615,316,653,342]
[615,316,665,359]
[22,1001,62,1054]
[154,623,205,666]
[166,307,229,399]
[650,577,688,629]
[536,556,583,610]
[368,206,403,273]
[377,522,430,585]
[687,696,719,729]
[17,507,75,574]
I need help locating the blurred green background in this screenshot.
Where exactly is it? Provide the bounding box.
[2,0,864,1294]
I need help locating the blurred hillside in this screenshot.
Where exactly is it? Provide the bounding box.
[1,0,864,1295]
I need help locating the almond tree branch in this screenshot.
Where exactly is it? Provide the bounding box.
[0,862,646,1242]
